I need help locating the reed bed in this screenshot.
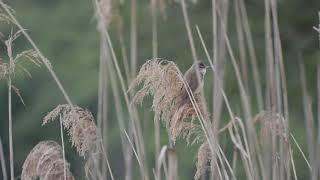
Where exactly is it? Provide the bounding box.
[0,0,319,180]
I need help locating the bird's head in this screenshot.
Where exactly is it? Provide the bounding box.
[192,61,208,77]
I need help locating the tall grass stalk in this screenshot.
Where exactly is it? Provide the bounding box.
[131,0,137,78]
[150,1,161,178]
[315,13,320,179]
[124,130,143,168]
[289,149,298,180]
[107,55,132,180]
[316,63,320,179]
[97,26,109,179]
[0,138,7,180]
[93,1,149,179]
[115,18,133,180]
[180,0,198,62]
[290,134,311,170]
[234,0,249,94]
[8,76,13,180]
[211,0,226,136]
[270,0,290,179]
[129,1,150,178]
[100,140,115,180]
[238,0,264,111]
[210,2,263,176]
[118,32,131,84]
[59,115,67,180]
[6,34,14,180]
[197,26,250,180]
[299,57,315,175]
[210,1,221,179]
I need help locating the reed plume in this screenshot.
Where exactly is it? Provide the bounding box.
[129,59,209,143]
[255,111,288,142]
[43,104,99,157]
[21,141,74,180]
[0,31,42,81]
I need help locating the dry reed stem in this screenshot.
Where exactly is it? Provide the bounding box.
[317,63,320,180]
[21,141,74,180]
[156,145,169,180]
[43,104,99,157]
[180,0,198,62]
[289,148,298,180]
[313,12,320,47]
[106,51,133,180]
[7,39,13,180]
[0,137,7,180]
[298,58,315,168]
[209,1,265,176]
[238,0,263,111]
[290,134,312,170]
[235,0,249,94]
[197,26,254,180]
[84,140,115,180]
[93,2,149,178]
[130,0,137,78]
[149,0,161,178]
[168,148,178,180]
[59,115,67,180]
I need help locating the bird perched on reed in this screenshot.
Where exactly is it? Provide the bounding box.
[182,61,209,101]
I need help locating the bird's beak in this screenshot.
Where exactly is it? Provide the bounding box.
[206,66,211,70]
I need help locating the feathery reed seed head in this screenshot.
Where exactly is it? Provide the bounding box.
[43,104,99,157]
[129,59,209,143]
[254,111,288,143]
[21,141,75,180]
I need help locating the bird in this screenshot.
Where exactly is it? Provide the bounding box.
[181,61,209,102]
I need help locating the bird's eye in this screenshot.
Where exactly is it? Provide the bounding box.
[198,62,205,68]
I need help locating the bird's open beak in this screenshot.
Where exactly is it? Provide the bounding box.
[206,66,211,70]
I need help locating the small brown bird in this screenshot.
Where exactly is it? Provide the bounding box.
[184,61,208,93]
[181,61,208,101]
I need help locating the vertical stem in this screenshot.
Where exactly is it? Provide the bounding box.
[238,0,264,110]
[180,0,198,62]
[0,138,7,180]
[97,32,105,177]
[150,0,161,179]
[264,0,275,111]
[299,57,315,176]
[60,116,67,180]
[211,1,222,180]
[131,0,138,77]
[107,58,132,180]
[8,76,13,180]
[168,148,178,180]
[235,0,249,94]
[151,0,158,59]
[317,63,320,179]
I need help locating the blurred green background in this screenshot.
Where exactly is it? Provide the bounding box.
[0,0,320,179]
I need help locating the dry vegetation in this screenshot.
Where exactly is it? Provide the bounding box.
[21,141,75,180]
[0,0,319,180]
